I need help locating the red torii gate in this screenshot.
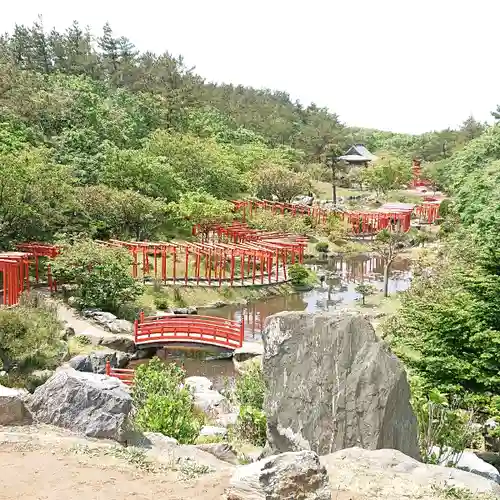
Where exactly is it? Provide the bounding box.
[0,252,31,306]
[99,236,305,287]
[232,199,328,225]
[16,243,60,292]
[415,201,441,224]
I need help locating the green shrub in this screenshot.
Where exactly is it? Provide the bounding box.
[114,302,155,322]
[0,294,63,374]
[51,240,142,313]
[153,294,169,310]
[354,282,377,305]
[315,241,329,253]
[235,362,265,409]
[411,377,476,465]
[132,357,202,444]
[288,263,311,287]
[235,406,266,446]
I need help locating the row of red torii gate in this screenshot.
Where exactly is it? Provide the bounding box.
[231,197,441,233]
[0,196,441,307]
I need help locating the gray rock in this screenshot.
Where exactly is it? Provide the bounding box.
[171,307,198,315]
[106,319,134,334]
[197,443,239,465]
[215,412,239,427]
[226,450,331,499]
[69,351,130,374]
[185,376,226,413]
[185,376,213,393]
[262,311,420,459]
[321,448,500,499]
[28,369,132,442]
[99,334,136,353]
[0,385,32,425]
[68,354,92,372]
[432,446,500,484]
[132,431,233,472]
[199,425,228,438]
[233,343,264,375]
[128,431,179,448]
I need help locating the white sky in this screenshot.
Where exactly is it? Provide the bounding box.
[1,0,498,134]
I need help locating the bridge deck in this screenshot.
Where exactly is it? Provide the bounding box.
[134,313,244,350]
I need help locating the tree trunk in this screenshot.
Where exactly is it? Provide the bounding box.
[362,295,365,305]
[383,262,391,297]
[331,163,337,205]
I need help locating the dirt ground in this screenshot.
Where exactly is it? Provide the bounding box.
[0,442,231,500]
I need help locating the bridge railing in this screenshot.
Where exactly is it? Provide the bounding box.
[134,312,244,350]
[105,361,134,385]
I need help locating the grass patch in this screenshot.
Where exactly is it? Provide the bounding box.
[314,181,365,200]
[138,283,294,310]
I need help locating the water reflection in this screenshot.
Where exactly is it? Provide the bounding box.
[203,254,411,341]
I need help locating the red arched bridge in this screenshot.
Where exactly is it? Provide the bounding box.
[133,312,244,351]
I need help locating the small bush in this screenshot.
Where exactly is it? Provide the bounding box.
[235,406,267,446]
[411,377,476,465]
[315,241,329,253]
[51,240,143,313]
[132,357,202,444]
[115,302,155,322]
[235,362,265,409]
[354,282,377,305]
[288,264,311,287]
[154,294,169,310]
[0,296,63,374]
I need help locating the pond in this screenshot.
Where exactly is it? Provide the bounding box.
[202,253,411,342]
[133,253,412,387]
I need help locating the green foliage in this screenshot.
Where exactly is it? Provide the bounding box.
[410,377,475,465]
[288,264,311,287]
[132,357,202,444]
[354,283,377,305]
[0,292,62,374]
[235,362,265,410]
[0,147,75,248]
[153,294,170,310]
[315,241,329,253]
[248,210,311,235]
[360,154,412,197]
[168,191,234,235]
[51,240,142,313]
[235,406,267,447]
[251,164,312,202]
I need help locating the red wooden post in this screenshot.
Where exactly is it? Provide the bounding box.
[268,255,273,284]
[282,249,287,281]
[196,253,201,285]
[184,247,189,285]
[230,250,235,286]
[239,316,245,347]
[172,248,177,284]
[275,249,279,282]
[105,360,111,376]
[252,254,257,285]
[240,254,245,285]
[208,250,212,286]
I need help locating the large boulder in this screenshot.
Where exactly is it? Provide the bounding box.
[233,342,263,375]
[0,385,32,425]
[28,369,132,442]
[225,450,331,499]
[82,309,134,334]
[262,311,420,459]
[185,376,226,413]
[68,350,130,374]
[321,448,500,499]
